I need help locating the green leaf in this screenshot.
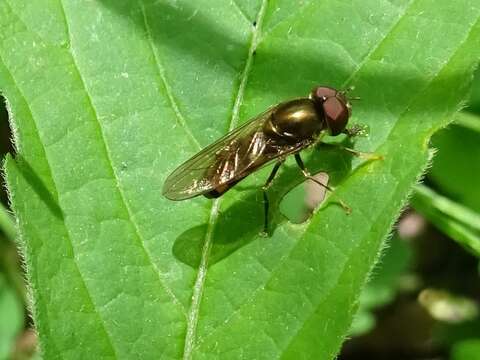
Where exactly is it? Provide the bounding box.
[451,339,480,360]
[0,273,24,360]
[468,67,480,112]
[350,235,412,336]
[429,112,480,213]
[1,0,480,358]
[0,201,16,241]
[412,185,480,257]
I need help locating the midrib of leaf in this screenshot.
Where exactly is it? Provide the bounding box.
[0,52,118,357]
[138,0,202,151]
[57,0,187,318]
[182,1,269,358]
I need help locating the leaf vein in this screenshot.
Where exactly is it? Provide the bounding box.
[261,0,316,37]
[231,0,252,24]
[138,0,202,151]
[0,53,118,358]
[341,0,417,87]
[182,0,269,358]
[57,0,188,318]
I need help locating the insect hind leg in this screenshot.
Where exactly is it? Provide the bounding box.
[261,161,284,236]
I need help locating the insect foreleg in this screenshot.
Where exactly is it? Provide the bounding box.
[338,146,384,161]
[342,124,368,138]
[294,154,351,214]
[319,142,383,161]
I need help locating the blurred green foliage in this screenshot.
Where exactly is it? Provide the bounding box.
[350,235,412,336]
[412,184,480,257]
[468,67,480,113]
[1,93,27,360]
[451,339,480,360]
[0,273,24,359]
[429,113,480,213]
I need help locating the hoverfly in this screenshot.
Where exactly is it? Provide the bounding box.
[163,86,375,234]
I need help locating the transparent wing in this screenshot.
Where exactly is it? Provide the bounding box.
[163,107,278,200]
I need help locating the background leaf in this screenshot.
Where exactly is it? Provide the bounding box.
[412,185,480,257]
[451,339,480,360]
[468,67,480,113]
[428,112,480,213]
[1,0,480,359]
[411,112,480,257]
[0,272,24,359]
[0,201,16,241]
[349,234,412,337]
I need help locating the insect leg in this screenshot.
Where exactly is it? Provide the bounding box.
[338,146,383,161]
[294,154,351,214]
[262,161,284,235]
[342,124,368,138]
[320,142,383,161]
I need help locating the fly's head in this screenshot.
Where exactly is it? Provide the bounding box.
[310,86,353,136]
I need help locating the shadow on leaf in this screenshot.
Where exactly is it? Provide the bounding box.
[173,141,356,268]
[96,0,467,106]
[8,155,64,220]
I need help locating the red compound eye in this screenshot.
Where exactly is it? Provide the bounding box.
[312,86,337,100]
[311,85,351,136]
[323,97,350,136]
